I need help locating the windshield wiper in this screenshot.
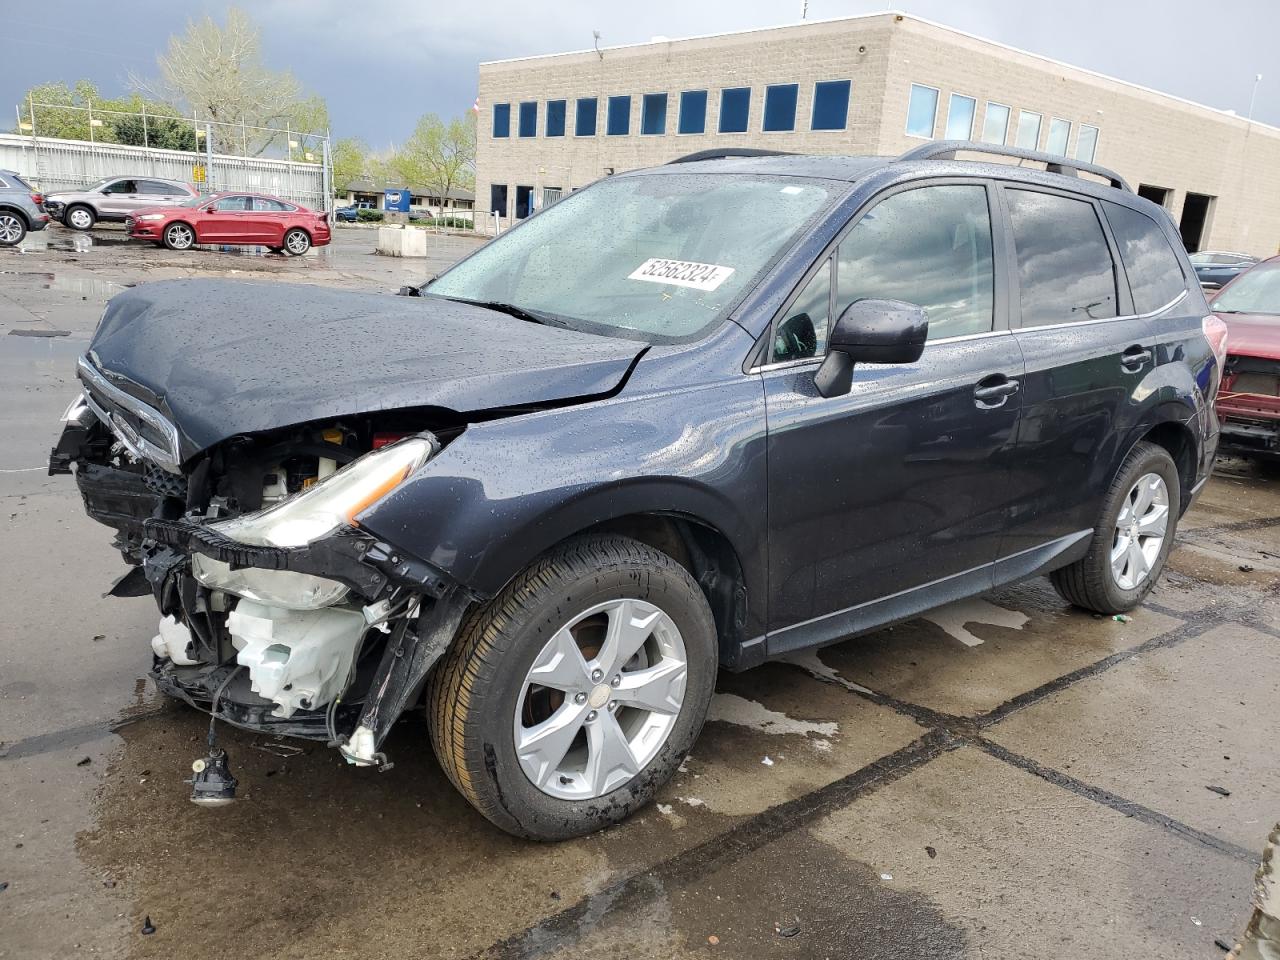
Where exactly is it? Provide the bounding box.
[438,296,569,328]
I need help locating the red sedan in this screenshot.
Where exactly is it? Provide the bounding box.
[1210,255,1280,464]
[128,191,330,255]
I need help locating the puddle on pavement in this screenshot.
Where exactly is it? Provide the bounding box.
[1,332,86,361]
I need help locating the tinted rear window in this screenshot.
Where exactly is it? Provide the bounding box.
[8,173,33,190]
[1103,201,1187,313]
[1006,189,1117,327]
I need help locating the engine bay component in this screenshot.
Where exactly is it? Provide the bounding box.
[150,615,203,666]
[187,747,238,806]
[192,554,350,610]
[228,600,366,718]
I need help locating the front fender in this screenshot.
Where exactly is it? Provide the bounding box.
[356,371,769,637]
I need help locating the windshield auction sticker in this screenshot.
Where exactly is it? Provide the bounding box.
[628,258,735,292]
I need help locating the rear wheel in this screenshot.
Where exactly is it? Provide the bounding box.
[1050,441,1180,613]
[427,535,717,840]
[65,204,95,231]
[0,210,26,246]
[283,228,311,255]
[163,222,194,251]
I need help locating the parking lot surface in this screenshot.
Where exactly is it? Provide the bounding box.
[2,223,1277,959]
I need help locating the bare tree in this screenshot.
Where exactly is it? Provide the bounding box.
[131,7,326,155]
[389,113,476,214]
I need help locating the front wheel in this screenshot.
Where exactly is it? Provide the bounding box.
[427,535,717,840]
[163,222,195,251]
[64,204,95,230]
[283,228,310,255]
[1050,441,1181,613]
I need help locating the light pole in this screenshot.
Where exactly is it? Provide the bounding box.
[1248,73,1263,123]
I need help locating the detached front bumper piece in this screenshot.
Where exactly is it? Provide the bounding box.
[1218,391,1280,459]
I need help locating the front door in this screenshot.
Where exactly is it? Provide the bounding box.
[98,178,140,217]
[763,181,1023,652]
[199,195,268,243]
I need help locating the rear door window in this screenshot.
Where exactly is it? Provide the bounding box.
[1006,189,1117,327]
[835,184,995,341]
[1102,201,1187,313]
[138,180,179,196]
[253,198,294,212]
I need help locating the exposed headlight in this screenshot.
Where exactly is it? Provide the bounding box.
[212,435,437,548]
[137,213,165,221]
[191,555,348,609]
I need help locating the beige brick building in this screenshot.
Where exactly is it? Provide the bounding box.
[476,11,1280,255]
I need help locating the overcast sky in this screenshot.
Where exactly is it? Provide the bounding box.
[4,0,1277,146]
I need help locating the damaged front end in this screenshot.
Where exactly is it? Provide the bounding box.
[51,356,473,769]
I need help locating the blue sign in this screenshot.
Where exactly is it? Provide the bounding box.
[384,188,410,212]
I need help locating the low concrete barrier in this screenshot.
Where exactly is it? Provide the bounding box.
[375,226,428,257]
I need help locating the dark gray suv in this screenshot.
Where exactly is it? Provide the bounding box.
[0,169,50,245]
[52,142,1224,839]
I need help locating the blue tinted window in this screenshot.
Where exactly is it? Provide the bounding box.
[763,84,798,132]
[641,93,667,135]
[678,90,707,134]
[518,101,537,138]
[719,87,750,133]
[811,80,850,131]
[906,84,938,138]
[607,95,631,136]
[575,98,597,136]
[546,100,566,137]
[492,103,510,138]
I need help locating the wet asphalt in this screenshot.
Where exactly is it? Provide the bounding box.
[1,223,1277,959]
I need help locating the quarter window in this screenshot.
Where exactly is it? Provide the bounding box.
[1047,118,1071,155]
[981,103,1010,144]
[1006,189,1117,327]
[836,185,995,341]
[763,84,799,132]
[678,91,707,134]
[546,100,566,137]
[946,94,976,140]
[492,103,510,138]
[641,93,667,135]
[719,87,751,133]
[906,84,938,138]
[1076,124,1099,162]
[1015,110,1042,149]
[575,98,597,136]
[606,95,631,136]
[811,80,851,131]
[518,101,537,138]
[773,258,832,361]
[1103,201,1188,313]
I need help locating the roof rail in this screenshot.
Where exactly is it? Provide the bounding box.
[667,148,795,164]
[896,140,1132,192]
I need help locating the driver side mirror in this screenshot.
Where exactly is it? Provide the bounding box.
[814,299,928,398]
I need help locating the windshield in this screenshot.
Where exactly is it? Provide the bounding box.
[1212,264,1280,316]
[179,194,210,208]
[426,173,839,342]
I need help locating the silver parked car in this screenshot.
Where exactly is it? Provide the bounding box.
[44,176,197,231]
[0,168,51,246]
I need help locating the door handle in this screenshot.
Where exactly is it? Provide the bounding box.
[1121,345,1152,371]
[973,375,1020,407]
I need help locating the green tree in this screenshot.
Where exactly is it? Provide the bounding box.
[388,113,476,210]
[15,81,195,149]
[331,137,368,195]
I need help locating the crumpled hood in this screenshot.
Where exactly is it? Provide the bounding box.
[86,279,644,458]
[1221,313,1280,362]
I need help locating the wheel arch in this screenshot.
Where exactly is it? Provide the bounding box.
[1129,413,1198,514]
[0,204,32,227]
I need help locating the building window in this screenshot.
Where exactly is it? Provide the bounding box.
[1015,110,1041,149]
[492,103,510,138]
[518,101,537,138]
[810,80,850,131]
[719,87,751,133]
[575,98,597,137]
[945,93,976,140]
[641,93,667,135]
[981,102,1010,144]
[763,83,799,132]
[1076,123,1099,162]
[546,100,566,137]
[1046,118,1071,155]
[607,95,631,136]
[905,83,939,138]
[678,90,707,134]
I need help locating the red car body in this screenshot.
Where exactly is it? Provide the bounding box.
[1210,256,1280,459]
[127,191,330,254]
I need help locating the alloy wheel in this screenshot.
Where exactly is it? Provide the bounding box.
[0,213,22,244]
[285,230,310,255]
[167,224,193,250]
[514,598,688,800]
[1110,472,1169,590]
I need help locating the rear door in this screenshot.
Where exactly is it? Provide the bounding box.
[252,196,295,244]
[763,180,1024,650]
[136,179,188,209]
[999,184,1158,555]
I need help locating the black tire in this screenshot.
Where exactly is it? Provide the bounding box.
[0,209,27,246]
[162,222,195,251]
[427,535,717,840]
[282,228,310,255]
[1050,441,1181,613]
[64,204,96,231]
